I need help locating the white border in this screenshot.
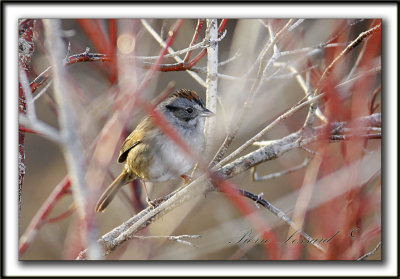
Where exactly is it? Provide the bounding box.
[4,3,397,277]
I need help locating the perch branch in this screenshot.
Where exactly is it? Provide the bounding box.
[76,113,380,259]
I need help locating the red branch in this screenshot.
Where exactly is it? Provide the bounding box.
[19,176,71,255]
[108,19,118,84]
[77,19,118,84]
[146,19,228,72]
[29,20,185,97]
[184,19,204,62]
[18,19,35,214]
[19,125,40,135]
[76,19,111,55]
[29,53,110,95]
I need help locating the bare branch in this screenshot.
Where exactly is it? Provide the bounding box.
[18,115,62,144]
[43,19,101,260]
[210,19,294,167]
[76,113,380,259]
[128,234,201,248]
[357,242,382,261]
[141,19,207,87]
[251,157,311,181]
[205,19,219,158]
[316,23,381,93]
[274,62,327,123]
[214,93,323,169]
[238,189,325,253]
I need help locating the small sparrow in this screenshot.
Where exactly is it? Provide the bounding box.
[95,89,213,212]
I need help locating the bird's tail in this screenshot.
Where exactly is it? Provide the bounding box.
[95,171,131,212]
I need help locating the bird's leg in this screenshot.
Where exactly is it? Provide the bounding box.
[180,174,193,184]
[141,179,156,208]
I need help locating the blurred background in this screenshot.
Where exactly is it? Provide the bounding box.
[19,18,381,260]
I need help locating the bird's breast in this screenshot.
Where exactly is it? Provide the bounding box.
[146,128,205,182]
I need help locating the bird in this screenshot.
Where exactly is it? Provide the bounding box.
[95,89,214,212]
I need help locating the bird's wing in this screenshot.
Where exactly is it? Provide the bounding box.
[118,117,152,163]
[118,139,141,163]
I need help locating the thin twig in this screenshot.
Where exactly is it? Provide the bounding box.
[214,93,323,169]
[357,241,381,261]
[19,176,71,255]
[251,157,311,181]
[274,62,327,123]
[238,189,325,253]
[210,19,294,168]
[184,19,204,62]
[128,234,201,248]
[141,19,207,87]
[288,19,305,31]
[336,66,381,89]
[134,40,207,61]
[345,34,368,81]
[32,80,53,103]
[316,23,381,93]
[278,42,348,57]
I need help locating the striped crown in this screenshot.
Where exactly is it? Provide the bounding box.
[170,89,204,107]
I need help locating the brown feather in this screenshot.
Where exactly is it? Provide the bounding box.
[118,117,152,163]
[95,170,134,212]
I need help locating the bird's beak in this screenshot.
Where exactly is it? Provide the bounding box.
[199,108,214,117]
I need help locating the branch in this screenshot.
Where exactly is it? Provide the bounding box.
[210,19,294,167]
[214,93,323,169]
[238,189,325,253]
[19,177,71,254]
[141,19,207,87]
[205,19,219,157]
[357,241,381,261]
[273,62,327,124]
[76,113,380,259]
[316,23,381,93]
[43,19,101,259]
[184,19,204,62]
[251,157,311,181]
[18,19,35,215]
[128,234,201,248]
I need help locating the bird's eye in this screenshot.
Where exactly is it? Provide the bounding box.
[186,108,194,114]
